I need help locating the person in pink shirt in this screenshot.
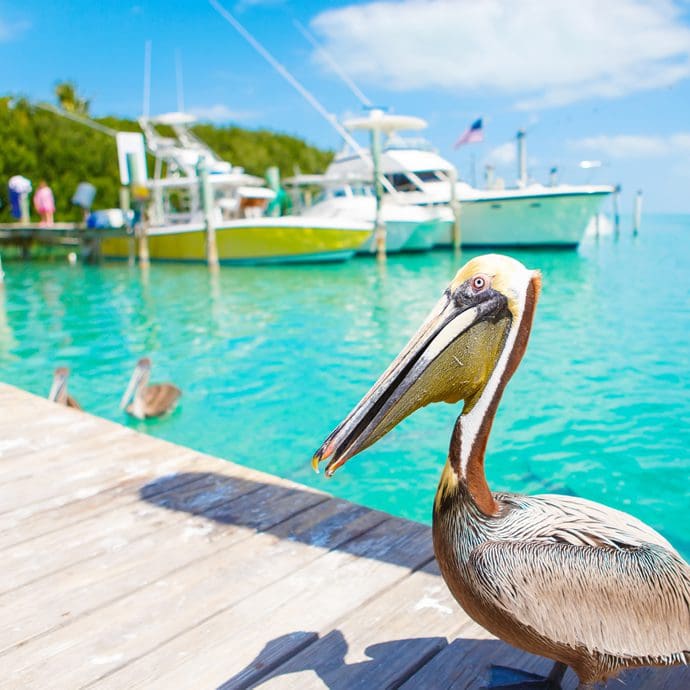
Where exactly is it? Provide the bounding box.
[33,180,56,225]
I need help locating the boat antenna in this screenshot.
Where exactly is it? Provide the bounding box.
[35,103,119,138]
[175,48,185,113]
[143,39,152,119]
[292,20,372,108]
[207,0,367,158]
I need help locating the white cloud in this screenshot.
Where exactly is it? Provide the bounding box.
[234,0,285,11]
[190,104,256,122]
[570,133,690,158]
[0,17,30,41]
[485,142,515,166]
[311,0,690,109]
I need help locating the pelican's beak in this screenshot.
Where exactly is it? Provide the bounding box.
[48,371,67,403]
[313,282,513,477]
[120,364,145,409]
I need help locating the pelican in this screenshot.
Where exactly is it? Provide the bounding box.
[313,254,690,689]
[48,367,81,410]
[120,357,181,420]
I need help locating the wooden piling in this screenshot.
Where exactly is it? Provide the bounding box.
[198,156,220,269]
[126,153,149,266]
[612,185,621,237]
[449,168,461,252]
[371,127,386,260]
[633,189,643,236]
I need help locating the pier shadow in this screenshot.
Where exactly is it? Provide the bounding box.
[139,471,438,574]
[216,629,451,690]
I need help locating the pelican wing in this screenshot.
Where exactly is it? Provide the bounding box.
[498,493,678,553]
[141,384,181,416]
[468,538,690,660]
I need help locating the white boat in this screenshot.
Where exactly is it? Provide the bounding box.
[290,179,446,253]
[329,111,613,248]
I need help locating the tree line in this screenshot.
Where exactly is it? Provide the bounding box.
[0,84,333,222]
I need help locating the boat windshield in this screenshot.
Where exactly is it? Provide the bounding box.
[384,173,420,193]
[414,170,449,183]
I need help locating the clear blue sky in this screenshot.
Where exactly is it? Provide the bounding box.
[3,0,690,212]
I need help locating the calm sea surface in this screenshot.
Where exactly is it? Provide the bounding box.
[1,214,689,557]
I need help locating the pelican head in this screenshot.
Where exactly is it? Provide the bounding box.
[48,367,70,404]
[120,357,152,410]
[313,254,541,477]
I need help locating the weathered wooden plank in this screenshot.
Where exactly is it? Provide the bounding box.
[1,487,333,687]
[251,562,469,690]
[0,470,264,593]
[0,498,385,656]
[0,432,181,515]
[92,520,434,690]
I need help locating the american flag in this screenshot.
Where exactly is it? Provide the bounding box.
[454,118,484,148]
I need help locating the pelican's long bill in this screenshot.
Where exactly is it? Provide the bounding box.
[120,362,146,410]
[313,256,538,477]
[48,367,68,403]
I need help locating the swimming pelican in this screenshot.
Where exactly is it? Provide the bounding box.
[48,367,81,410]
[120,357,181,420]
[313,254,690,689]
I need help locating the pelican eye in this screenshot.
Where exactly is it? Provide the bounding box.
[471,274,490,292]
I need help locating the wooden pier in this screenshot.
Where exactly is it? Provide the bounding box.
[0,383,686,689]
[0,222,128,260]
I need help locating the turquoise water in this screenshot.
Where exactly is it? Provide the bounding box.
[1,215,689,557]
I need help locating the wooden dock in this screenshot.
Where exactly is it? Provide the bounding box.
[0,222,128,260]
[0,383,687,689]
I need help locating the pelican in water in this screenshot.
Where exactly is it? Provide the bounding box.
[48,367,81,410]
[313,254,690,689]
[120,357,181,420]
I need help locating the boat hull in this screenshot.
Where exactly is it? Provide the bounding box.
[436,191,610,247]
[100,218,372,265]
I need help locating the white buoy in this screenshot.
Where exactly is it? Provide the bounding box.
[68,252,78,265]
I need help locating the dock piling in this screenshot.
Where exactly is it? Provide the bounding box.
[198,156,220,269]
[633,189,643,236]
[126,153,149,266]
[612,184,621,237]
[449,168,461,252]
[370,123,386,260]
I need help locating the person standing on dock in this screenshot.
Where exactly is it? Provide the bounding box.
[33,180,56,226]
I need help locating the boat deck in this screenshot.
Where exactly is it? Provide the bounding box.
[0,383,686,689]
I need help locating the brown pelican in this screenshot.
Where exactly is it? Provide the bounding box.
[48,367,81,410]
[313,254,690,689]
[120,357,181,420]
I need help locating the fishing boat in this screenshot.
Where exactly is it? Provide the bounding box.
[100,113,372,264]
[329,112,613,248]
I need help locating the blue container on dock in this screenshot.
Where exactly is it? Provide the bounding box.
[72,182,97,210]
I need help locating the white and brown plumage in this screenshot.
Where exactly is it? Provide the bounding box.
[48,367,81,410]
[313,254,690,689]
[120,357,181,420]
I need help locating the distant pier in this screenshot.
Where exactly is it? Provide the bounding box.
[0,222,128,260]
[0,383,686,689]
